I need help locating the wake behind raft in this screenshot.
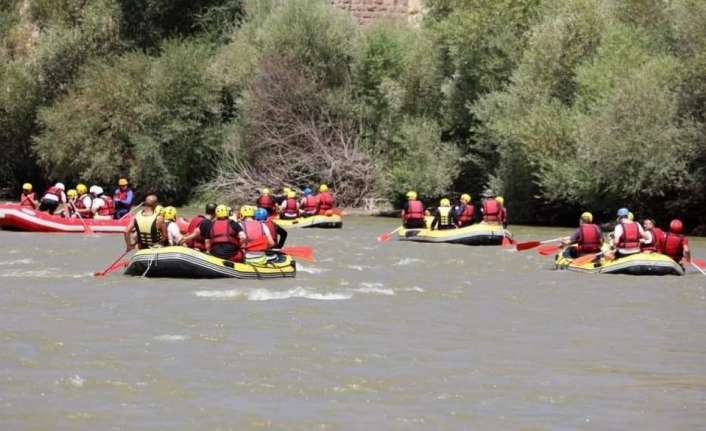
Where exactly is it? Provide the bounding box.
[124,246,297,279]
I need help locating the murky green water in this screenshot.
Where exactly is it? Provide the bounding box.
[1,217,705,430]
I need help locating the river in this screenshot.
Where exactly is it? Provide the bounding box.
[0,217,704,430]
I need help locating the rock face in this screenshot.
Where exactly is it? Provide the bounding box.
[333,0,425,25]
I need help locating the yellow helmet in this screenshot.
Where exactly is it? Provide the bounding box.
[76,184,88,195]
[496,196,505,206]
[319,184,329,193]
[67,189,77,199]
[215,204,229,219]
[460,193,471,203]
[118,178,128,186]
[283,187,291,195]
[406,191,417,200]
[240,205,255,218]
[155,205,164,216]
[440,198,451,207]
[261,188,271,195]
[22,183,32,191]
[628,211,635,221]
[580,211,593,223]
[287,190,296,199]
[163,206,177,221]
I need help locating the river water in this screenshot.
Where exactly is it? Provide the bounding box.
[0,217,704,430]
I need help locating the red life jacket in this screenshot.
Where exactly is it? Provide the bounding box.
[74,194,91,210]
[186,215,207,251]
[317,192,334,214]
[482,199,500,222]
[20,192,36,208]
[641,227,665,252]
[284,198,299,216]
[114,189,129,202]
[257,195,276,212]
[661,233,685,261]
[242,219,268,252]
[404,200,425,221]
[43,186,63,201]
[457,204,474,226]
[301,195,319,214]
[618,222,641,250]
[98,196,115,216]
[210,219,241,247]
[265,218,277,241]
[577,223,602,254]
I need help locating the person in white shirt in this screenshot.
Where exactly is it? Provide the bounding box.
[90,186,108,219]
[162,206,183,245]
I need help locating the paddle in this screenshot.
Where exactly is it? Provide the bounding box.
[516,237,564,252]
[572,252,604,266]
[689,259,706,276]
[94,249,132,277]
[331,208,343,216]
[280,246,315,262]
[119,202,143,220]
[537,244,561,256]
[377,226,402,242]
[75,210,94,234]
[501,235,515,247]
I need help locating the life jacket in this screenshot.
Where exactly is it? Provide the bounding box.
[438,207,452,227]
[403,200,424,221]
[210,219,240,247]
[662,233,685,261]
[641,227,664,252]
[98,195,115,216]
[577,223,602,254]
[617,221,641,250]
[20,192,36,208]
[42,186,63,202]
[75,194,92,210]
[301,195,319,215]
[265,218,277,241]
[134,211,161,248]
[317,192,334,214]
[114,188,131,207]
[482,199,500,222]
[457,204,474,226]
[256,195,276,213]
[242,219,268,252]
[283,198,299,217]
[186,215,207,251]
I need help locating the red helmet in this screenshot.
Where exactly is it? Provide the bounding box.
[669,219,683,234]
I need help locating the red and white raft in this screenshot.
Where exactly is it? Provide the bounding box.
[0,203,131,234]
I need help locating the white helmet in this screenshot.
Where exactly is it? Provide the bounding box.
[94,186,104,195]
[89,185,99,195]
[55,182,65,191]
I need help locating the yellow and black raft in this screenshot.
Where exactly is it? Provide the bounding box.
[555,252,684,276]
[124,246,297,279]
[398,219,511,246]
[274,214,342,229]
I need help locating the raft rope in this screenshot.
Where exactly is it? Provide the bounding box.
[141,252,157,278]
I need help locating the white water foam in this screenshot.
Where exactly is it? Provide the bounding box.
[0,258,33,266]
[394,257,422,266]
[297,264,328,274]
[153,335,190,342]
[353,282,395,296]
[347,265,364,271]
[195,287,352,301]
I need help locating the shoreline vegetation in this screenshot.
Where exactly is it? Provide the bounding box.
[2,0,705,232]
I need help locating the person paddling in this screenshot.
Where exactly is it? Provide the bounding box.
[454,193,474,227]
[20,183,38,209]
[497,196,508,229]
[661,219,691,265]
[317,184,335,215]
[124,194,167,250]
[113,178,134,219]
[401,191,426,229]
[607,208,649,260]
[256,188,276,216]
[240,205,275,262]
[163,206,183,246]
[280,190,300,220]
[561,212,602,258]
[431,198,456,230]
[205,204,246,262]
[481,191,502,224]
[73,184,93,219]
[641,218,665,253]
[39,182,67,215]
[179,203,217,252]
[300,188,319,217]
[256,207,287,249]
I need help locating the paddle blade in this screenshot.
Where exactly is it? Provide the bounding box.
[377,232,392,242]
[537,245,560,256]
[573,253,598,266]
[516,241,541,251]
[501,236,514,248]
[691,258,706,269]
[281,246,315,262]
[331,208,343,216]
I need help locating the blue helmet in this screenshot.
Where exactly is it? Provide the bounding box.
[255,208,268,221]
[617,208,630,217]
[303,188,312,196]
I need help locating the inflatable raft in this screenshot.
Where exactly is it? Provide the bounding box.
[398,221,511,246]
[124,246,297,279]
[555,252,684,276]
[0,203,131,233]
[274,214,342,229]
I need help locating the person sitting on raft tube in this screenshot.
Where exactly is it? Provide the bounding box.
[38,182,67,215]
[661,219,691,265]
[641,218,665,253]
[607,208,649,259]
[124,194,168,251]
[239,205,275,262]
[162,206,183,246]
[113,178,134,219]
[73,183,93,219]
[179,203,217,252]
[58,189,78,218]
[256,207,288,249]
[205,204,246,262]
[431,198,456,230]
[401,191,426,229]
[497,196,508,229]
[20,183,38,209]
[561,212,603,258]
[300,188,319,217]
[256,188,277,216]
[480,191,502,224]
[317,184,335,215]
[280,190,300,220]
[92,186,116,220]
[454,193,474,227]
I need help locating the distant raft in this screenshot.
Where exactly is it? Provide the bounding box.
[0,203,130,233]
[274,214,342,229]
[398,221,511,246]
[555,252,684,276]
[124,246,297,279]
